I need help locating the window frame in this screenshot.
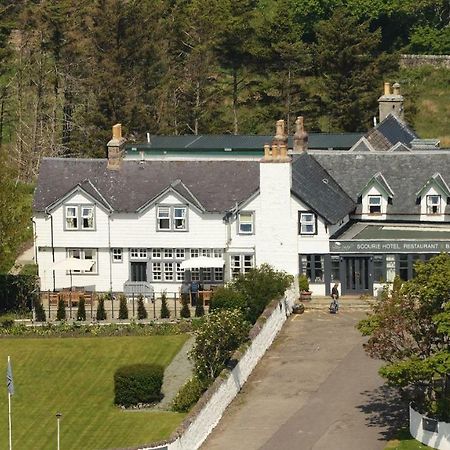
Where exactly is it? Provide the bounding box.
[426,194,441,214]
[298,211,317,235]
[66,248,98,274]
[111,248,123,263]
[81,206,95,230]
[238,211,254,235]
[368,195,382,214]
[64,204,95,231]
[156,205,188,231]
[130,248,148,260]
[230,254,254,279]
[299,254,325,284]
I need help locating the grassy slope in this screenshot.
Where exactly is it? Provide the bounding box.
[385,429,433,449]
[0,335,188,450]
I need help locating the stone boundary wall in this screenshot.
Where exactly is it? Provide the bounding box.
[131,284,297,450]
[409,404,450,450]
[400,54,450,69]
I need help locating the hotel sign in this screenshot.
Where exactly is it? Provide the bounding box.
[330,240,450,253]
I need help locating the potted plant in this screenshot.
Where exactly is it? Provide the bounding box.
[299,274,312,301]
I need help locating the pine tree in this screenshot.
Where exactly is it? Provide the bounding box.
[118,294,128,320]
[180,294,191,319]
[35,300,46,322]
[195,301,205,318]
[160,292,170,319]
[96,296,107,321]
[56,297,66,321]
[137,295,148,320]
[77,296,86,321]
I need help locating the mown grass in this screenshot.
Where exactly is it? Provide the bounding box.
[0,335,188,449]
[385,429,433,449]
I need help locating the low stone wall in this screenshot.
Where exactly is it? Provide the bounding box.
[137,284,297,450]
[400,54,450,69]
[409,404,450,450]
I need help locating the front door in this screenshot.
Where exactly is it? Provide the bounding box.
[130,262,147,282]
[343,257,370,294]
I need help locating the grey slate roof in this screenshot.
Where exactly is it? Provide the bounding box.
[33,158,260,213]
[366,114,418,151]
[291,153,356,223]
[126,133,363,152]
[312,152,450,215]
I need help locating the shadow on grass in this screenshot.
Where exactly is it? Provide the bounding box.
[356,384,409,441]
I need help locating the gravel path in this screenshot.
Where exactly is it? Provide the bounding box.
[155,336,195,410]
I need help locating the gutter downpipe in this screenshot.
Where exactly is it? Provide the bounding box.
[46,210,56,292]
[108,212,113,294]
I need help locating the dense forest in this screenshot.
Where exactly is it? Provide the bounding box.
[0,0,449,271]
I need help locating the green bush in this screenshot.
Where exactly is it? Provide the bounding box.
[34,301,46,322]
[180,294,190,319]
[209,286,247,314]
[76,296,86,321]
[171,376,206,412]
[114,364,164,407]
[160,292,170,319]
[96,296,107,321]
[298,274,310,292]
[56,298,66,321]
[118,294,128,320]
[195,301,205,317]
[231,264,293,323]
[190,309,250,383]
[137,295,147,319]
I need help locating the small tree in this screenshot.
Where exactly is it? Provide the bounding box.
[96,295,107,321]
[298,274,310,292]
[190,309,250,383]
[195,300,205,317]
[180,294,191,319]
[160,291,170,319]
[137,295,147,320]
[35,300,46,322]
[77,296,86,321]
[209,286,246,314]
[118,294,128,320]
[56,297,66,321]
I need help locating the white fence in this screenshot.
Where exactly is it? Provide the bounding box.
[410,404,450,450]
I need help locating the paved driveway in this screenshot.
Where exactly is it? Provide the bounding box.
[202,310,406,450]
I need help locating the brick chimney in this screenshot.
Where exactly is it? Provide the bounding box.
[107,123,126,170]
[272,119,288,147]
[293,116,308,153]
[378,82,404,122]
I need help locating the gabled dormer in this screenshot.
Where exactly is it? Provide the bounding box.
[416,173,450,219]
[358,172,394,218]
[349,136,376,153]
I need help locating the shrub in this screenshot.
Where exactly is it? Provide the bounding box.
[195,301,205,317]
[298,274,310,292]
[35,301,46,322]
[180,294,191,319]
[76,296,86,321]
[96,296,107,321]
[160,292,170,319]
[171,376,206,412]
[118,294,128,320]
[231,264,293,323]
[56,297,66,321]
[114,364,164,407]
[137,295,147,319]
[209,286,247,314]
[190,309,250,383]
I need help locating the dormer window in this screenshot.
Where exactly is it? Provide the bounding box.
[368,195,382,214]
[299,212,316,235]
[426,195,441,214]
[238,212,254,234]
[157,205,188,231]
[65,205,95,230]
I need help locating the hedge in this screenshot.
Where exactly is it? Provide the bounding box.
[0,274,38,313]
[114,364,164,407]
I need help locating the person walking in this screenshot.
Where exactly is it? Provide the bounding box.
[330,282,340,313]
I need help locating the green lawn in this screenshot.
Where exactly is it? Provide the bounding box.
[385,429,433,450]
[0,335,188,449]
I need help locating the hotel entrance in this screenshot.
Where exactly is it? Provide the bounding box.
[342,257,372,295]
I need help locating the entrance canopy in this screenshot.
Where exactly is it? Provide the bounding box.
[49,258,94,272]
[180,257,224,270]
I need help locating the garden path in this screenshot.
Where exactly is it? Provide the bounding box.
[155,336,194,410]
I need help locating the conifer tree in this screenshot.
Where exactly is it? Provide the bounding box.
[77,296,86,321]
[195,300,205,318]
[118,294,129,320]
[96,296,107,321]
[35,300,46,322]
[180,295,191,319]
[56,297,66,321]
[160,292,170,319]
[137,295,148,320]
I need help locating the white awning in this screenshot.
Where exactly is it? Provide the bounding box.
[180,257,225,270]
[49,258,94,272]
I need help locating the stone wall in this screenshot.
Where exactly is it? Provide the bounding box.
[137,284,298,450]
[409,404,450,450]
[400,54,450,69]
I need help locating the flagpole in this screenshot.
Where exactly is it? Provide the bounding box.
[8,356,12,450]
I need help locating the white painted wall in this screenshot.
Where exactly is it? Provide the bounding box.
[255,162,298,274]
[139,284,298,450]
[419,185,448,222]
[360,185,388,220]
[410,404,450,450]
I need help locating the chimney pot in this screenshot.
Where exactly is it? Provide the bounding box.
[272,119,288,146]
[392,82,401,95]
[263,143,272,161]
[384,82,391,96]
[112,123,122,140]
[293,116,308,153]
[272,144,279,160]
[279,144,288,160]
